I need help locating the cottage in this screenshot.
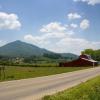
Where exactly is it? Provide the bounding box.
[59,54,98,67]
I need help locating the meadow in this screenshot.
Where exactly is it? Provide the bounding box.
[43,75,100,100]
[0,66,88,82]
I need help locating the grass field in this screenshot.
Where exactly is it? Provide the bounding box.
[43,75,100,100]
[0,66,88,82]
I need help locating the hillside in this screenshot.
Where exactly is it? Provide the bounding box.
[0,40,78,59]
[0,40,51,57]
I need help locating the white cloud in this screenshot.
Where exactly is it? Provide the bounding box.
[40,22,74,36]
[24,30,74,44]
[67,13,81,20]
[80,19,90,30]
[0,40,6,47]
[0,12,21,30]
[53,37,100,54]
[70,23,78,28]
[40,22,66,33]
[24,34,100,54]
[73,0,100,5]
[24,22,74,46]
[24,22,100,54]
[24,34,46,45]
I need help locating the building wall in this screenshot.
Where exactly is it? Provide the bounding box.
[59,58,98,67]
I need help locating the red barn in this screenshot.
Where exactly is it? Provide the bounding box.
[59,54,98,67]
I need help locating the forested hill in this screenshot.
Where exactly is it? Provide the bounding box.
[0,40,78,60]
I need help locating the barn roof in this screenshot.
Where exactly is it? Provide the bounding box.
[81,58,98,63]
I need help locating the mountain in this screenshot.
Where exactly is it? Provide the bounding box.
[60,53,78,60]
[0,40,78,59]
[0,40,51,57]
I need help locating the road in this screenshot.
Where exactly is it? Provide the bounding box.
[0,67,100,100]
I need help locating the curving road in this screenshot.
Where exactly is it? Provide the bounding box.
[0,67,100,100]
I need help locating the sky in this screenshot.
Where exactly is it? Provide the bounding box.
[0,0,100,54]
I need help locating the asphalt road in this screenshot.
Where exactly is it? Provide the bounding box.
[0,67,100,100]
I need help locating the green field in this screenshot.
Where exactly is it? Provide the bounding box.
[43,75,100,100]
[0,66,88,82]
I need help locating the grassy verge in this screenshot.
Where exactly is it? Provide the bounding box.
[0,66,87,82]
[43,75,100,100]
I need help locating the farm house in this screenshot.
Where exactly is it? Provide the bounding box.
[59,54,98,67]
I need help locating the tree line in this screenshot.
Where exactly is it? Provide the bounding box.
[82,49,100,61]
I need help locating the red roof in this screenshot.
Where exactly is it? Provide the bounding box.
[59,54,98,67]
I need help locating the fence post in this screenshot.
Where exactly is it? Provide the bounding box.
[0,66,6,80]
[0,67,1,80]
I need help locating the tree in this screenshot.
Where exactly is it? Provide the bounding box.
[82,49,100,61]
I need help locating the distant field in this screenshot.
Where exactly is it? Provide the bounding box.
[43,75,100,100]
[0,66,88,82]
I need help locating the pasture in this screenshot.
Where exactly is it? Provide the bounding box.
[0,66,88,82]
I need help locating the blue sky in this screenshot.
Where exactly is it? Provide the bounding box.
[0,0,100,54]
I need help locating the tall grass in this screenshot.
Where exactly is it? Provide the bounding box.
[43,76,100,100]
